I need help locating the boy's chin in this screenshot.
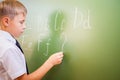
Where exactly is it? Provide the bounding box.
[14,34,22,38]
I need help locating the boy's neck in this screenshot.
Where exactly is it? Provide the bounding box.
[0,25,4,30]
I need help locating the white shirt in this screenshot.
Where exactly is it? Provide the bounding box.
[0,30,26,80]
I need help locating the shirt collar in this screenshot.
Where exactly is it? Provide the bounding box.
[0,30,16,44]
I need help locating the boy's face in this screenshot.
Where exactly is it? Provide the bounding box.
[9,13,26,38]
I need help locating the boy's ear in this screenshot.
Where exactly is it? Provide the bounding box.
[2,17,11,27]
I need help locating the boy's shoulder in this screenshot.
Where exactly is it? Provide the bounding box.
[0,36,15,57]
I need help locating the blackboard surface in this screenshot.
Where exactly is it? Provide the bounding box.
[19,0,120,80]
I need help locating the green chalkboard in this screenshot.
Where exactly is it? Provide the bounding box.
[19,0,120,80]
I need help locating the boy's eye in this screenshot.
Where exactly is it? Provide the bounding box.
[20,21,24,24]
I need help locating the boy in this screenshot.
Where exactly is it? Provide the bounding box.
[0,0,64,80]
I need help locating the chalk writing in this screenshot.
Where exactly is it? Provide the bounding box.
[37,34,45,52]
[73,8,91,29]
[61,32,68,51]
[43,38,51,56]
[37,39,41,52]
[54,9,65,31]
[20,7,92,57]
[60,19,65,31]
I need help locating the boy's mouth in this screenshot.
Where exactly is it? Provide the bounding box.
[21,31,24,33]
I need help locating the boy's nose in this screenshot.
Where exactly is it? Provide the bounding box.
[23,24,26,30]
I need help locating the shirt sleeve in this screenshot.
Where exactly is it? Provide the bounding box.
[2,46,27,80]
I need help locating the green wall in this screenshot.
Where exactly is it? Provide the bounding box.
[19,0,120,80]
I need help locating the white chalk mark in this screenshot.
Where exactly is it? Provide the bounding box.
[54,9,62,31]
[43,38,51,56]
[37,39,42,52]
[73,8,91,29]
[61,32,68,51]
[83,9,91,29]
[60,19,65,31]
[73,7,78,29]
[78,11,84,28]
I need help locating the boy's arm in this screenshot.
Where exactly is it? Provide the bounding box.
[15,52,63,80]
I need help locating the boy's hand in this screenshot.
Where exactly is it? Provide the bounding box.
[47,52,64,66]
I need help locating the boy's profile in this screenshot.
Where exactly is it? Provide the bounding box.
[0,0,63,80]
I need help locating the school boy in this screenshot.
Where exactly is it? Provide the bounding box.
[0,0,64,80]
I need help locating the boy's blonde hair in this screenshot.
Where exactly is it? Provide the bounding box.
[0,0,27,20]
